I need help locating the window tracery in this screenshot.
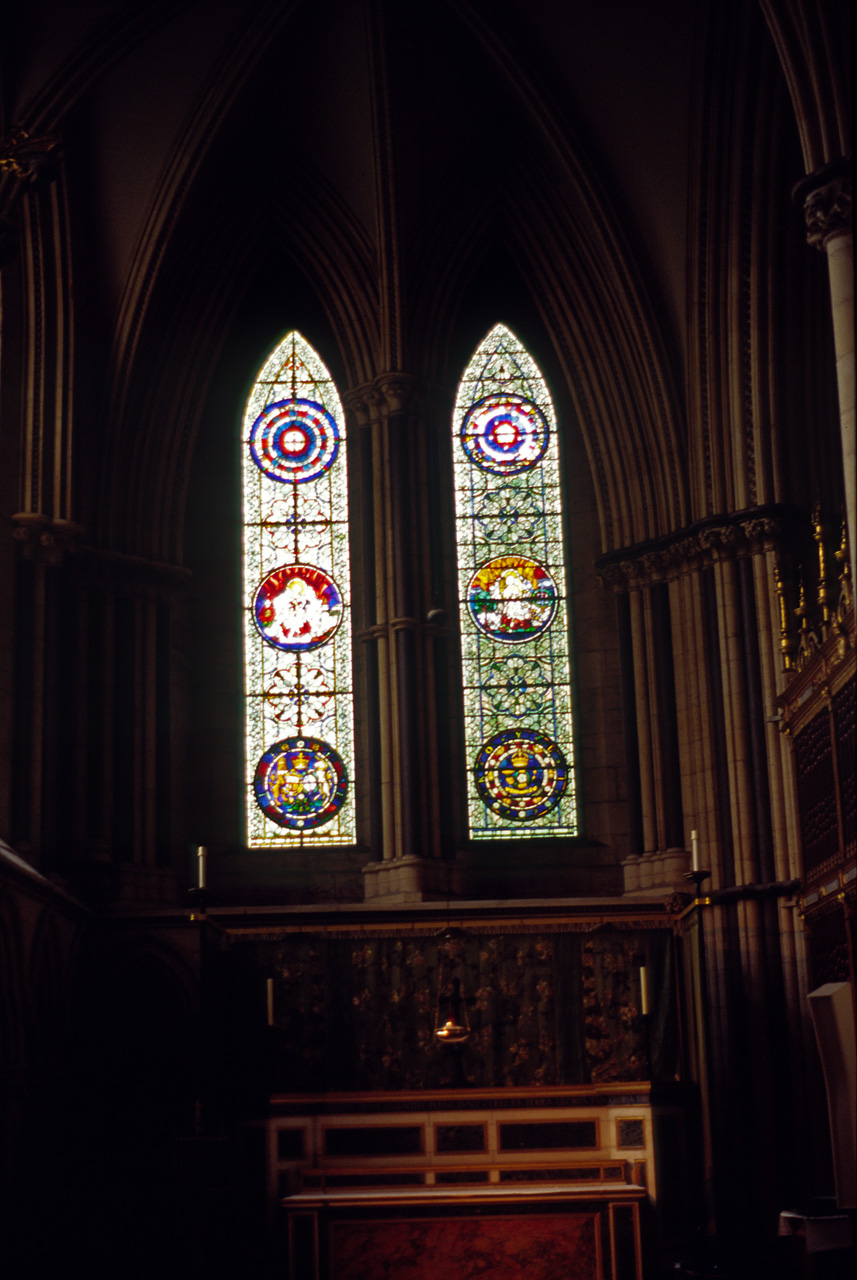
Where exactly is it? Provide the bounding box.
[242,332,355,846]
[453,325,577,838]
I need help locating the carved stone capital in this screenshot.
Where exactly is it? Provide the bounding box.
[804,176,852,248]
[344,373,424,427]
[595,506,794,589]
[11,513,84,565]
[0,128,61,189]
[793,161,853,250]
[376,373,423,418]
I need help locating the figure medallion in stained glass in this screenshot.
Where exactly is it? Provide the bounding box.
[453,324,576,838]
[467,555,557,642]
[243,332,354,847]
[253,565,343,652]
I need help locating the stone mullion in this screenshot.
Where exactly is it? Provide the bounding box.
[49,178,74,522]
[372,407,396,862]
[713,558,757,886]
[685,569,723,886]
[416,419,443,865]
[20,202,43,515]
[27,558,46,858]
[353,377,450,897]
[98,586,117,860]
[415,420,439,861]
[142,591,158,867]
[642,586,670,854]
[387,410,417,861]
[130,592,146,866]
[72,578,90,854]
[390,404,440,864]
[628,587,658,857]
[670,571,709,855]
[712,559,779,1212]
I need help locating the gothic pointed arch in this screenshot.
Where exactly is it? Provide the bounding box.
[454,324,576,839]
[242,331,355,848]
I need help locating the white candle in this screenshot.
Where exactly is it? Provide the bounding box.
[691,830,699,873]
[197,844,207,889]
[267,977,274,1027]
[639,966,649,1017]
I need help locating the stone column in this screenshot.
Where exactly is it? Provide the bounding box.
[347,376,460,902]
[601,559,691,896]
[795,164,854,581]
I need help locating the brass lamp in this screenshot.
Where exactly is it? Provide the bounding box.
[434,929,471,1045]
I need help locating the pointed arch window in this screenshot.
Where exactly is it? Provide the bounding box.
[453,325,577,838]
[242,332,355,847]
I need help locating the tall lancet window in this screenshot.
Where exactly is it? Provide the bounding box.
[453,325,577,839]
[242,332,355,847]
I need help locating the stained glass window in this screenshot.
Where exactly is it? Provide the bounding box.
[242,332,355,847]
[453,325,577,838]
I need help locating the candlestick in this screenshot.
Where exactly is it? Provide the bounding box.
[639,966,649,1017]
[691,830,699,873]
[266,977,274,1027]
[197,845,207,889]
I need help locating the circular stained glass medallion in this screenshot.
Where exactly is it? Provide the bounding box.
[253,564,343,651]
[253,737,347,830]
[467,555,557,642]
[249,398,340,483]
[474,728,568,822]
[460,394,549,475]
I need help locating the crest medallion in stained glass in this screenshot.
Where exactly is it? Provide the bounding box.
[453,324,576,839]
[474,729,568,821]
[254,737,347,830]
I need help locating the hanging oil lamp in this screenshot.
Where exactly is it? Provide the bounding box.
[434,928,471,1045]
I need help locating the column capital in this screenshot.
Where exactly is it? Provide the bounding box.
[595,507,794,590]
[0,127,61,189]
[793,159,852,250]
[343,372,425,427]
[11,513,84,565]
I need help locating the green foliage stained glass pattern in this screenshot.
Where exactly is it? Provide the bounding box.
[243,332,355,846]
[453,325,576,838]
